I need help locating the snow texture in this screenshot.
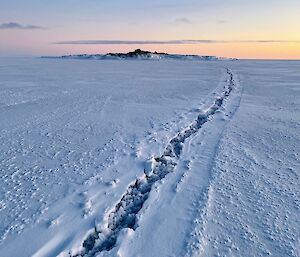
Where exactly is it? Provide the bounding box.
[0,58,299,257]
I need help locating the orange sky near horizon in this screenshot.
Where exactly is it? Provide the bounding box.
[1,28,299,59]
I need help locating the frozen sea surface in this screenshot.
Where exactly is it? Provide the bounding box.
[0,58,299,257]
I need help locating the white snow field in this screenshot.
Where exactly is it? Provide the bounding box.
[0,58,299,257]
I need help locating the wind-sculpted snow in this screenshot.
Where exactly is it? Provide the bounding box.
[2,59,299,257]
[73,69,235,257]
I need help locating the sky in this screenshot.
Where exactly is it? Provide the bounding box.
[0,0,299,59]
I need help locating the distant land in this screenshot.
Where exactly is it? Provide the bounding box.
[42,49,237,61]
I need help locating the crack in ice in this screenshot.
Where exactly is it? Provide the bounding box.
[73,69,235,257]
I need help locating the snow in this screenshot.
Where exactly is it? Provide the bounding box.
[0,58,299,257]
[186,61,300,257]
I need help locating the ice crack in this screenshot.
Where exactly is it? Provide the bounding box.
[73,69,235,257]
